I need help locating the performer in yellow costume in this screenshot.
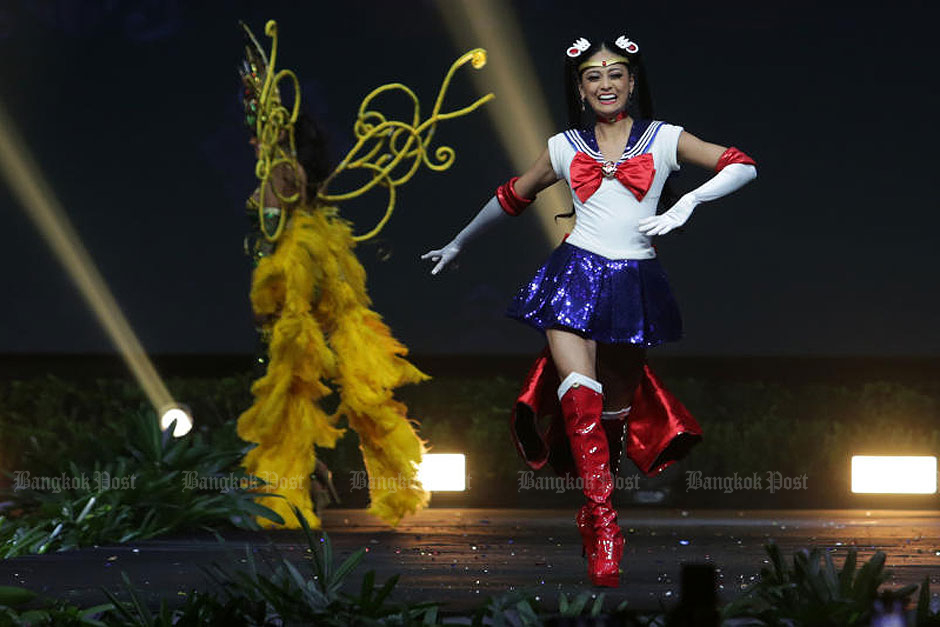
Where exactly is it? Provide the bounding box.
[236,20,491,529]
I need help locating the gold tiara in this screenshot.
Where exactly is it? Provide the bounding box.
[578,54,631,72]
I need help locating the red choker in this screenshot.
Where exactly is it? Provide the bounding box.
[596,110,628,124]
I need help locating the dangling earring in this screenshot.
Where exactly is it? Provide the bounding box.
[580,97,585,111]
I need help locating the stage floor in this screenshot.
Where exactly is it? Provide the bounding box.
[2,508,938,615]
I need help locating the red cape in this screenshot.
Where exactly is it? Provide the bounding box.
[509,347,703,477]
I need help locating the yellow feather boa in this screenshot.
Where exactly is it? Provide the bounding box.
[237,206,431,529]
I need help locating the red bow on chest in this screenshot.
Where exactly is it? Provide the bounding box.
[570,151,655,203]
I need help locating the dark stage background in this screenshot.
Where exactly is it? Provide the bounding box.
[1,0,938,357]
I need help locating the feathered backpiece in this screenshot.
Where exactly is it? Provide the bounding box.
[239,19,493,244]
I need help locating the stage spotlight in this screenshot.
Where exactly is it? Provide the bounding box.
[417,453,466,492]
[0,100,175,415]
[160,404,193,437]
[851,455,937,494]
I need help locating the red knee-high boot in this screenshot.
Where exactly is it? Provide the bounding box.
[578,407,630,559]
[561,383,624,587]
[576,503,593,558]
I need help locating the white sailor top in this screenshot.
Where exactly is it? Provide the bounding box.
[547,119,684,260]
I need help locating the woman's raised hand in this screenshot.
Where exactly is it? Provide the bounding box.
[421,241,462,275]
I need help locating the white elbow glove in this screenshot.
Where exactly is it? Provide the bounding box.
[637,162,757,237]
[421,195,509,275]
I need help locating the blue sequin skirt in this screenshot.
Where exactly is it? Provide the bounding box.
[505,242,683,346]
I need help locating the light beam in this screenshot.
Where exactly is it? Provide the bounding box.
[0,100,175,415]
[436,0,571,245]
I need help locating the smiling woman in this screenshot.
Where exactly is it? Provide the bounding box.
[422,31,758,587]
[578,54,634,124]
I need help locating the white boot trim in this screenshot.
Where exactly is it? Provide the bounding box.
[557,371,603,400]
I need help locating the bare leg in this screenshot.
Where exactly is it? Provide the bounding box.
[546,327,597,382]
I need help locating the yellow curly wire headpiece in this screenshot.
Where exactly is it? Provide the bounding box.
[317,48,492,242]
[241,20,492,244]
[240,20,301,243]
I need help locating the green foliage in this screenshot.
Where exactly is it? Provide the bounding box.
[0,408,281,558]
[101,506,438,626]
[0,374,255,480]
[916,576,940,626]
[721,542,919,625]
[463,588,657,627]
[0,584,113,626]
[0,533,938,625]
[558,590,606,618]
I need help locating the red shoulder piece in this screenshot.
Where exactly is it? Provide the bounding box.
[715,147,756,173]
[496,176,534,216]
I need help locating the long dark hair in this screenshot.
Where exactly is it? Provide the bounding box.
[294,112,331,203]
[555,34,678,221]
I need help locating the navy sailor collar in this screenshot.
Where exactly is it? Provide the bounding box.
[564,118,661,162]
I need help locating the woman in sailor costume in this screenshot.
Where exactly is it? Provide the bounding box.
[422,34,757,587]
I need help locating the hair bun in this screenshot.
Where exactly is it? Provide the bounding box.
[566,37,591,57]
[615,35,639,54]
